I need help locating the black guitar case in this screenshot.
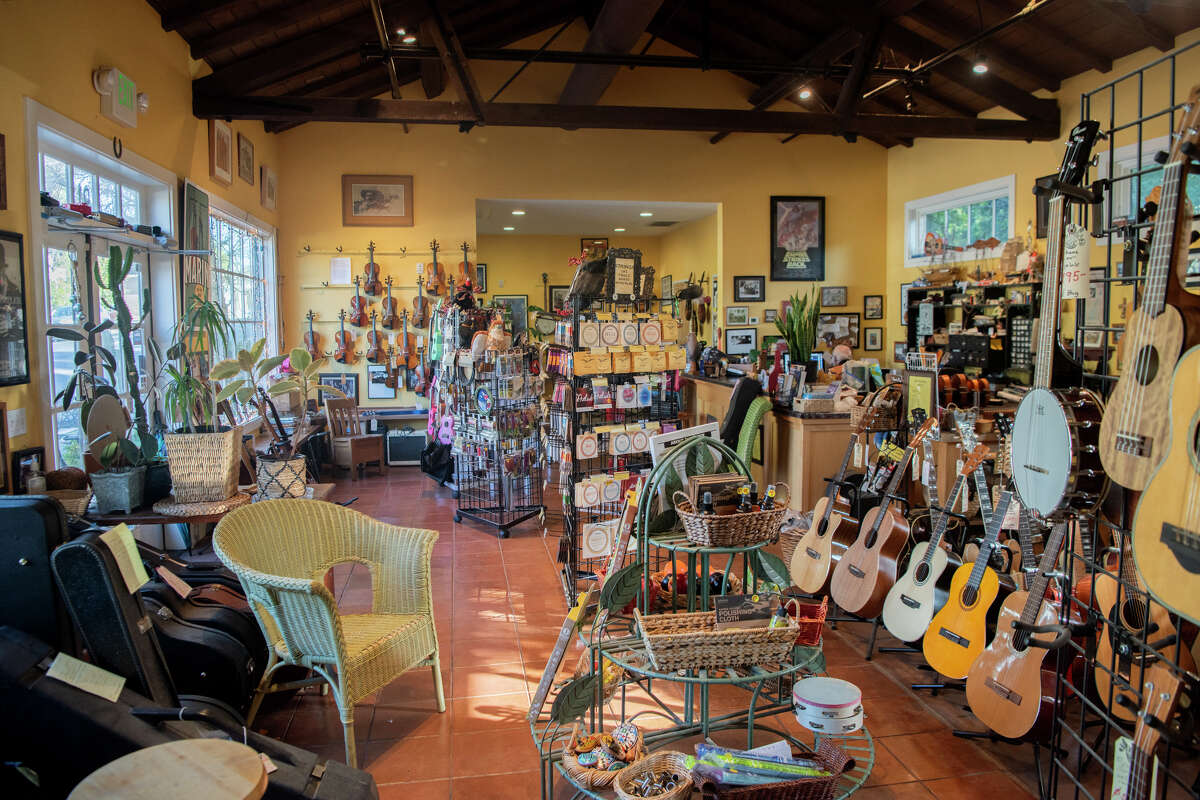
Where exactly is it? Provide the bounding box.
[136,539,242,591]
[139,579,264,660]
[0,496,75,655]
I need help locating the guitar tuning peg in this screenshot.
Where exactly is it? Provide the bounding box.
[1154,150,1169,164]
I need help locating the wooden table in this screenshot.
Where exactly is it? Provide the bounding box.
[69,739,267,800]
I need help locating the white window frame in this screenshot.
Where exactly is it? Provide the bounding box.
[207,195,279,359]
[903,174,1015,269]
[1095,134,1173,225]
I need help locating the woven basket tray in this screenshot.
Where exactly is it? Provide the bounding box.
[673,484,789,548]
[634,608,798,672]
[47,488,93,517]
[614,751,694,800]
[696,741,854,800]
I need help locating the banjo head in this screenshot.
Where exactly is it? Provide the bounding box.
[1012,387,1073,518]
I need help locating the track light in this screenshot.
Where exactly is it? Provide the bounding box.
[402,35,417,44]
[511,210,526,215]
[503,226,515,231]
[904,89,916,113]
[613,227,626,232]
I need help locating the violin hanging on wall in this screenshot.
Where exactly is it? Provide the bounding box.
[381,275,400,330]
[349,276,368,327]
[458,241,474,289]
[384,346,398,389]
[412,275,430,328]
[366,309,384,363]
[304,309,322,360]
[428,239,443,296]
[363,240,383,296]
[334,310,354,365]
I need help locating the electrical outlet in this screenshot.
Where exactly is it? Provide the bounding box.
[8,408,26,438]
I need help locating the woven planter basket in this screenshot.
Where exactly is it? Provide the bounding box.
[674,484,789,548]
[614,751,694,800]
[164,430,240,503]
[255,456,307,499]
[696,741,854,800]
[634,608,798,672]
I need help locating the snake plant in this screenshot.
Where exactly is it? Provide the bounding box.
[773,287,821,364]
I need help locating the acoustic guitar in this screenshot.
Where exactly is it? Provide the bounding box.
[1132,344,1200,625]
[789,405,878,594]
[363,240,383,296]
[830,414,937,618]
[1112,663,1183,800]
[303,309,321,361]
[349,276,368,327]
[1100,87,1200,491]
[965,514,1067,738]
[333,309,353,365]
[381,275,400,330]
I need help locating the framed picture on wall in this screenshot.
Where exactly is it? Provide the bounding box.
[342,174,413,227]
[893,341,907,364]
[208,120,233,186]
[260,165,277,211]
[366,365,395,400]
[725,305,749,326]
[475,263,487,293]
[581,237,608,261]
[1187,246,1200,288]
[764,308,778,323]
[725,327,757,358]
[493,294,528,335]
[0,231,30,386]
[816,312,860,349]
[660,274,673,299]
[770,195,825,281]
[318,373,358,404]
[11,445,44,495]
[733,275,765,302]
[900,282,913,325]
[820,286,847,307]
[550,285,570,311]
[1035,173,1054,239]
[237,133,254,185]
[865,327,883,351]
[864,294,883,319]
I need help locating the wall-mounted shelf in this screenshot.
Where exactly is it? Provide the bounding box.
[41,209,206,256]
[300,283,419,291]
[296,248,437,258]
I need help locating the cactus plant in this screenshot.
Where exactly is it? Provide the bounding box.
[773,287,821,365]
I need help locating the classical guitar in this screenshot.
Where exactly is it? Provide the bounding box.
[1010,120,1108,520]
[829,414,937,618]
[965,513,1068,738]
[349,276,368,327]
[1133,343,1200,624]
[790,405,879,595]
[333,309,353,365]
[412,274,430,328]
[1112,663,1183,800]
[882,436,989,643]
[363,240,383,296]
[304,309,321,361]
[1101,88,1200,491]
[365,310,383,363]
[381,275,399,330]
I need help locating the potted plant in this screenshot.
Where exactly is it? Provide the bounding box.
[211,341,343,498]
[88,433,147,514]
[774,288,822,379]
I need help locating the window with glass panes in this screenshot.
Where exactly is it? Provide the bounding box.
[904,176,1014,266]
[209,211,273,358]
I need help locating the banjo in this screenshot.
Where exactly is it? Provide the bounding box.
[1010,120,1108,520]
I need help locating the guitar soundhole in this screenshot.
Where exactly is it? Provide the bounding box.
[817,518,828,537]
[1012,630,1031,653]
[1192,418,1200,466]
[961,585,979,607]
[1133,345,1160,386]
[914,563,930,583]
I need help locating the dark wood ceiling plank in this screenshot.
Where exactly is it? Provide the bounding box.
[835,20,886,125]
[419,17,449,98]
[161,0,250,32]
[425,0,485,121]
[981,0,1112,73]
[188,0,352,60]
[1093,0,1175,51]
[558,0,665,105]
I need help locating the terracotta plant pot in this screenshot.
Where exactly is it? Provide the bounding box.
[255,455,307,499]
[90,466,146,515]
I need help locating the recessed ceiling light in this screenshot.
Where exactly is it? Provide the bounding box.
[503,226,515,231]
[402,35,417,44]
[396,27,407,36]
[639,212,653,217]
[511,210,525,215]
[613,227,626,232]
[972,57,988,74]
[798,88,813,100]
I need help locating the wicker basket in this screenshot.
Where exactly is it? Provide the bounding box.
[614,751,694,800]
[163,429,240,503]
[673,484,790,548]
[696,741,854,800]
[653,571,743,612]
[849,402,897,431]
[563,725,649,790]
[789,596,828,648]
[634,608,798,672]
[47,488,93,517]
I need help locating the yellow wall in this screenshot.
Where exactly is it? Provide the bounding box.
[0,0,280,456]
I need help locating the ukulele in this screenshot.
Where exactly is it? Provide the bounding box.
[830,414,938,618]
[304,309,321,361]
[365,309,383,363]
[428,239,443,296]
[1100,88,1200,491]
[398,310,418,385]
[384,346,398,389]
[381,275,400,330]
[349,275,368,327]
[1010,120,1108,520]
[790,405,879,594]
[363,240,383,296]
[333,309,353,365]
[458,241,474,289]
[965,515,1068,738]
[1113,663,1183,800]
[412,274,430,328]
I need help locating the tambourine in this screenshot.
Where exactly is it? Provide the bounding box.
[792,676,863,734]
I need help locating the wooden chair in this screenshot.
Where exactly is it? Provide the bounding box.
[324,398,384,481]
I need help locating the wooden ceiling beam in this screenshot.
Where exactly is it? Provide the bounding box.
[834,20,885,128]
[558,0,665,105]
[187,0,352,60]
[193,94,1060,140]
[981,0,1111,74]
[424,0,485,122]
[1094,0,1175,51]
[419,17,448,98]
[160,0,246,32]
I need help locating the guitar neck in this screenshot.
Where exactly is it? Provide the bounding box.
[1143,160,1185,317]
[967,490,1012,590]
[1033,194,1068,389]
[1017,507,1038,590]
[870,445,918,533]
[822,433,860,511]
[922,474,966,565]
[1019,521,1067,626]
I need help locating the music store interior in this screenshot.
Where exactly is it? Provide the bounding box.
[5,1,1200,799]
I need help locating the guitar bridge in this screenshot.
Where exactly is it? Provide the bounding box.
[985,677,1023,706]
[847,565,865,579]
[1161,522,1200,574]
[1114,432,1151,457]
[938,628,969,648]
[805,547,822,560]
[900,594,921,609]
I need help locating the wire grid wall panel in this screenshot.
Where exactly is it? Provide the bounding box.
[1044,41,1200,800]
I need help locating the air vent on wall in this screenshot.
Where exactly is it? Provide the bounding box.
[648,220,678,227]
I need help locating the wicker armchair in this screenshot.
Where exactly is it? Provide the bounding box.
[213,499,444,767]
[736,395,772,470]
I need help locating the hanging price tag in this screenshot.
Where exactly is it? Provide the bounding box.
[911,452,921,480]
[1061,224,1091,300]
[853,442,863,468]
[960,480,970,514]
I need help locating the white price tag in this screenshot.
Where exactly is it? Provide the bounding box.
[1061,225,1091,300]
[911,453,921,480]
[415,262,425,275]
[1002,498,1021,530]
[961,480,970,513]
[853,442,863,468]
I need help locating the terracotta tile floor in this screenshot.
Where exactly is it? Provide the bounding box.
[251,469,1043,799]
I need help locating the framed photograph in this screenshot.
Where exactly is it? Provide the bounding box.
[493,294,528,335]
[865,327,883,351]
[764,308,778,323]
[820,285,847,307]
[0,232,29,386]
[725,327,758,357]
[900,282,913,325]
[366,365,395,400]
[342,174,413,227]
[208,119,233,186]
[260,165,277,211]
[236,133,254,185]
[318,373,358,404]
[733,275,765,302]
[770,195,825,281]
[0,133,6,211]
[475,263,487,293]
[550,284,570,311]
[581,237,608,261]
[893,341,908,364]
[11,445,44,495]
[864,294,883,320]
[725,305,749,326]
[816,312,860,349]
[1082,266,1109,349]
[660,274,673,299]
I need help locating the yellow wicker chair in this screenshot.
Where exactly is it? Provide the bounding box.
[213,499,444,767]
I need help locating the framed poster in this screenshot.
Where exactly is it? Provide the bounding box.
[318,372,358,404]
[604,247,642,302]
[660,273,673,299]
[493,294,528,335]
[581,237,608,260]
[342,174,413,227]
[816,312,860,349]
[725,327,757,357]
[208,119,233,186]
[865,327,883,351]
[550,285,569,311]
[236,133,254,185]
[770,196,825,281]
[893,341,908,365]
[733,275,765,302]
[864,294,883,319]
[475,263,488,293]
[366,365,395,399]
[0,231,30,386]
[820,285,847,307]
[725,305,749,326]
[260,165,277,211]
[181,181,211,291]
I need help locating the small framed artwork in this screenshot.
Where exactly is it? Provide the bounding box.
[493,294,528,335]
[1187,246,1199,288]
[820,285,848,307]
[816,312,860,349]
[366,365,395,400]
[900,282,913,325]
[733,275,765,302]
[342,174,413,227]
[0,231,30,386]
[582,237,609,261]
[865,327,883,351]
[893,341,908,364]
[660,274,673,299]
[11,445,44,495]
[764,308,778,323]
[725,305,749,326]
[0,133,7,211]
[208,119,233,186]
[604,247,642,302]
[260,165,277,211]
[475,263,487,293]
[770,195,825,281]
[319,373,358,404]
[725,327,758,358]
[550,284,570,311]
[864,294,883,319]
[236,133,254,185]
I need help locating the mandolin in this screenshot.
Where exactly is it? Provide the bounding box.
[365,309,383,363]
[790,405,878,595]
[412,274,430,328]
[1113,663,1183,800]
[349,276,368,327]
[381,275,400,330]
[304,309,321,361]
[458,241,474,289]
[363,240,383,296]
[830,414,938,618]
[1009,120,1107,520]
[1100,88,1200,491]
[334,309,353,365]
[965,515,1068,738]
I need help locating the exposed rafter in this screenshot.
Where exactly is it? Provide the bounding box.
[160,0,244,32]
[419,18,448,98]
[1095,0,1175,51]
[187,0,351,60]
[834,20,885,129]
[425,0,485,122]
[981,0,1112,74]
[558,0,665,106]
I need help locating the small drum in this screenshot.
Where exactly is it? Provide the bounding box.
[792,677,864,734]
